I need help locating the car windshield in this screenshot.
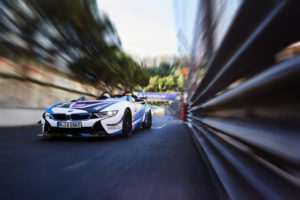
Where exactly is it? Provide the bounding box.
[104,96,130,101]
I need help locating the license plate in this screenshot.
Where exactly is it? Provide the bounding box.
[58,122,82,128]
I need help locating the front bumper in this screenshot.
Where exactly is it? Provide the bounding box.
[41,115,123,136]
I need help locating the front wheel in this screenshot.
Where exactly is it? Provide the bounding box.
[122,109,132,137]
[142,111,152,129]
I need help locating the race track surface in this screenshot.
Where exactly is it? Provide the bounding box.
[0,115,218,200]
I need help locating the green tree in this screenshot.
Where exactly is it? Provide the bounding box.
[27,0,149,89]
[144,61,187,92]
[144,76,159,92]
[165,76,176,90]
[147,67,160,77]
[158,62,171,77]
[158,77,167,91]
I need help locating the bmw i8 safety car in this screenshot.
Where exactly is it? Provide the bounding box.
[40,91,152,137]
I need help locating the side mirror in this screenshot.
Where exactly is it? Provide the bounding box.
[136,99,145,104]
[71,96,86,102]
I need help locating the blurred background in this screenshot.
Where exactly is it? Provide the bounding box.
[1,0,300,199]
[1,0,299,124]
[0,0,190,125]
[0,0,146,108]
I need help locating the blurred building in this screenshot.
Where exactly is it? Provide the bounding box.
[192,0,242,66]
[141,55,177,68]
[173,0,199,57]
[174,0,242,95]
[161,54,177,64]
[141,57,158,68]
[174,0,242,63]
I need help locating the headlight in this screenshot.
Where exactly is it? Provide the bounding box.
[94,110,118,118]
[45,112,51,119]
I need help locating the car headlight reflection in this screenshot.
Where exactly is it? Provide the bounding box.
[94,110,118,118]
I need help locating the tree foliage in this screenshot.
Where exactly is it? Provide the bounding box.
[158,62,171,77]
[146,62,171,77]
[144,61,186,92]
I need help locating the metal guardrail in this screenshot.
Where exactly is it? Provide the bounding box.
[187,0,300,199]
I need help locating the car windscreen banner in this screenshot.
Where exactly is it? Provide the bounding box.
[137,92,177,101]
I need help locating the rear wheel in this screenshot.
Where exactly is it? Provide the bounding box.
[142,111,152,129]
[122,109,132,137]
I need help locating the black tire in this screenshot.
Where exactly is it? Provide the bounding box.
[44,121,51,134]
[122,109,132,137]
[142,111,152,129]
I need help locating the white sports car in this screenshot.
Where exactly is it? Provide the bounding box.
[40,91,152,137]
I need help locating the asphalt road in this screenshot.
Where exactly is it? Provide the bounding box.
[0,115,219,200]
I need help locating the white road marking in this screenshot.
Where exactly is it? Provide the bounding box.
[152,122,168,129]
[63,159,91,172]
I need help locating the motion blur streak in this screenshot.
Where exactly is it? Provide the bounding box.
[0,0,149,111]
[185,0,300,199]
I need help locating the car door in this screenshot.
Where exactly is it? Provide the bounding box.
[130,97,143,122]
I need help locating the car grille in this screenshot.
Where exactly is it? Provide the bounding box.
[51,113,91,121]
[70,113,91,120]
[52,114,67,121]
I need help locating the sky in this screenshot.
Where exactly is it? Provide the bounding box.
[97,0,178,58]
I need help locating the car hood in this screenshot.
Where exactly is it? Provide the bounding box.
[47,100,121,113]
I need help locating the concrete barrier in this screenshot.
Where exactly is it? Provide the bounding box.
[0,108,44,127]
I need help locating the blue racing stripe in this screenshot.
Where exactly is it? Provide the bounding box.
[133,108,145,122]
[111,129,123,134]
[46,102,63,114]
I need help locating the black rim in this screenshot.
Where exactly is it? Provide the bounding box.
[123,112,132,134]
[148,113,152,128]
